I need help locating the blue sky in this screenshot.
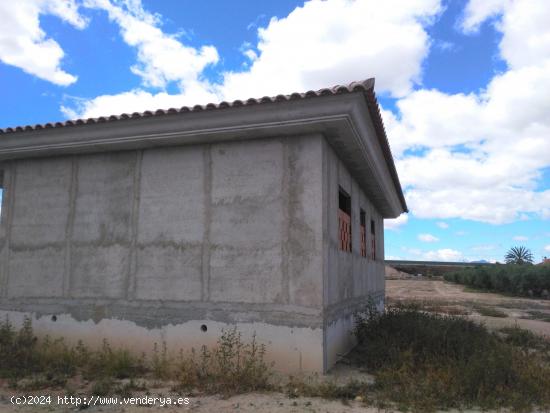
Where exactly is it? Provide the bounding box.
[0,0,549,263]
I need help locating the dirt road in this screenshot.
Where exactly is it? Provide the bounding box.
[387,278,550,337]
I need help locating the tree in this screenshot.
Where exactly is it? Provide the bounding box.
[504,246,534,265]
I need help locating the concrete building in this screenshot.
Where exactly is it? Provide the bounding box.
[0,78,407,373]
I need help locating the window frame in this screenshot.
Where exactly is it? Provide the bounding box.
[360,209,367,258]
[338,187,352,253]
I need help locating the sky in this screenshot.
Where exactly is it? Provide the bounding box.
[0,0,549,263]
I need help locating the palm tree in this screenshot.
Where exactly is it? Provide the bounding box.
[504,246,534,265]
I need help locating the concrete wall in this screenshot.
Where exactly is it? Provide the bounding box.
[0,134,325,372]
[0,131,386,372]
[322,139,385,368]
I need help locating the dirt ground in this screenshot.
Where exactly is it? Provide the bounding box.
[0,392,504,413]
[0,391,377,413]
[386,275,550,337]
[2,268,549,413]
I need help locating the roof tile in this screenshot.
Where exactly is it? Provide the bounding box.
[0,78,407,211]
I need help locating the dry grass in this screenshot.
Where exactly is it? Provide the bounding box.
[521,310,550,322]
[472,304,508,318]
[349,303,550,412]
[0,317,272,397]
[3,309,550,412]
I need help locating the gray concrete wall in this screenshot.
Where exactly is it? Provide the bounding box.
[0,134,325,372]
[322,139,385,368]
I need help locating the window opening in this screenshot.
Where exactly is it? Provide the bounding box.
[360,209,367,257]
[338,188,351,252]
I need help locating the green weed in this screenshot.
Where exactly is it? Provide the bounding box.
[0,317,273,398]
[175,328,273,396]
[472,304,508,318]
[522,310,550,322]
[351,303,550,412]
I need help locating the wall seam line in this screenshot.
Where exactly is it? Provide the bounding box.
[1,162,16,297]
[63,156,78,297]
[127,150,143,300]
[201,145,212,301]
[281,138,291,304]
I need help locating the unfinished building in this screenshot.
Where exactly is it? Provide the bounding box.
[0,78,407,372]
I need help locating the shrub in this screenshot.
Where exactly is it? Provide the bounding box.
[0,317,39,377]
[472,305,507,318]
[175,328,273,396]
[500,325,550,354]
[444,264,550,298]
[1,317,273,397]
[351,304,550,412]
[82,340,147,380]
[285,376,368,401]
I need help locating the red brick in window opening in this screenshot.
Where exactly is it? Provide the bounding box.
[339,209,352,252]
[338,188,352,253]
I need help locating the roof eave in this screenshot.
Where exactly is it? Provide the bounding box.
[0,79,407,216]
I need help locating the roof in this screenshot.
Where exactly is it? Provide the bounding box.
[0,78,407,213]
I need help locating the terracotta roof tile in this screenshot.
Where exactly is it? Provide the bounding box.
[0,78,376,134]
[0,78,407,211]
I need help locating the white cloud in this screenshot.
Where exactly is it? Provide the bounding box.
[436,221,449,229]
[64,0,443,118]
[384,213,409,231]
[459,0,506,34]
[382,0,550,224]
[386,255,403,260]
[461,0,550,69]
[423,248,463,261]
[61,87,217,119]
[219,0,442,100]
[401,176,550,224]
[0,0,87,85]
[513,235,529,241]
[471,244,497,251]
[418,233,439,242]
[435,40,455,51]
[401,246,423,256]
[60,0,223,117]
[402,246,463,261]
[82,0,219,90]
[53,0,550,229]
[544,245,550,253]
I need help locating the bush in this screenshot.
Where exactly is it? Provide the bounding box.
[351,304,550,412]
[0,317,39,377]
[472,305,507,318]
[443,264,550,298]
[175,328,273,396]
[285,376,368,401]
[500,325,550,354]
[1,318,273,397]
[83,340,147,380]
